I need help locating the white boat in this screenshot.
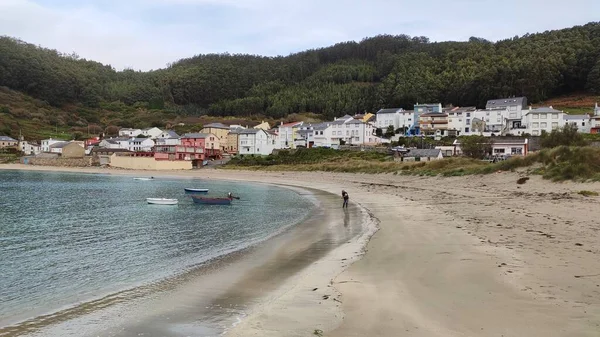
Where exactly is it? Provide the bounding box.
[146,198,178,205]
[134,177,154,181]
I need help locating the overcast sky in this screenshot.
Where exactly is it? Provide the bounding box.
[1,0,598,71]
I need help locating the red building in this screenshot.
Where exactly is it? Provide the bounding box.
[154,133,221,162]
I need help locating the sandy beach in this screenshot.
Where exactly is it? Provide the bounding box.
[2,164,600,336]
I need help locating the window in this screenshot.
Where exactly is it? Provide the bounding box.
[494,149,505,154]
[552,122,558,129]
[509,112,517,118]
[466,113,471,117]
[511,148,523,155]
[510,106,517,111]
[465,127,470,133]
[532,130,540,135]
[540,114,547,119]
[466,119,470,124]
[583,122,586,126]
[552,114,558,119]
[337,131,342,135]
[541,122,547,128]
[497,118,501,122]
[532,122,539,128]
[532,114,539,119]
[486,111,490,116]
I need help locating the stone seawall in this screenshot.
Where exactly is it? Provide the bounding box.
[21,157,93,167]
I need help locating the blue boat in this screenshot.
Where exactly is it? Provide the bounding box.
[191,196,232,205]
[184,188,209,193]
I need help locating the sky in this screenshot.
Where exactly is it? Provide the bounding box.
[1,0,598,71]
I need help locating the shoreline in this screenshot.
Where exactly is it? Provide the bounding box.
[2,164,600,336]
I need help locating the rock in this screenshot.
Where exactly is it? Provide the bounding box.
[575,243,583,246]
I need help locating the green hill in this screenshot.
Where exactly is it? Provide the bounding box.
[1,22,600,139]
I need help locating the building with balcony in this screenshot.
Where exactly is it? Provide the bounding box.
[419,112,449,136]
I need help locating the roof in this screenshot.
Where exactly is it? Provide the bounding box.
[486,97,526,108]
[119,128,140,131]
[528,107,563,114]
[346,119,365,125]
[312,123,330,131]
[454,138,528,145]
[203,122,230,129]
[92,148,132,153]
[0,136,17,141]
[132,138,153,142]
[49,141,71,149]
[331,119,348,125]
[228,128,245,134]
[564,114,589,121]
[376,108,402,115]
[238,128,262,134]
[404,148,442,158]
[161,130,180,138]
[444,106,477,112]
[181,133,211,139]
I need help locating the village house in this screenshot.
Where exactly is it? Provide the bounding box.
[564,114,591,133]
[0,135,18,149]
[201,123,230,151]
[452,138,529,157]
[41,138,65,152]
[312,123,335,148]
[155,131,181,146]
[18,139,41,155]
[522,106,565,136]
[129,138,155,152]
[238,129,276,155]
[118,128,143,138]
[140,127,163,139]
[486,97,528,130]
[419,112,449,137]
[589,103,600,134]
[155,133,221,162]
[277,121,304,149]
[226,128,243,154]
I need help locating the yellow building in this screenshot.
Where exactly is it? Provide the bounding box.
[226,128,243,154]
[0,136,18,149]
[200,123,230,151]
[253,121,271,130]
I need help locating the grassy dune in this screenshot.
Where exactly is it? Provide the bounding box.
[225,146,600,182]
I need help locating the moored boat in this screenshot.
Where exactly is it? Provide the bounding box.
[146,198,178,205]
[184,188,209,193]
[134,177,154,181]
[191,196,232,205]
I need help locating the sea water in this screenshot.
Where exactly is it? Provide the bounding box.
[0,170,313,330]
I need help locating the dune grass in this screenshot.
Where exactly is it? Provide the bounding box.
[225,146,600,182]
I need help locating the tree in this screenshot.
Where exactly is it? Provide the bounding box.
[459,135,493,159]
[384,125,395,138]
[540,124,588,148]
[586,59,600,94]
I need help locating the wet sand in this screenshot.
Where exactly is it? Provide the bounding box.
[2,164,600,336]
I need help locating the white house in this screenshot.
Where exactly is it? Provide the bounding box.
[128,138,155,152]
[376,108,402,129]
[238,129,275,155]
[156,130,181,146]
[344,119,378,145]
[41,138,66,152]
[99,138,130,149]
[564,115,591,133]
[523,107,565,136]
[312,123,335,148]
[400,148,444,162]
[118,128,143,138]
[453,138,529,157]
[277,121,304,149]
[19,140,41,155]
[141,127,163,139]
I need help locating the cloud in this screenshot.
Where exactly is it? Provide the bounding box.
[0,0,598,71]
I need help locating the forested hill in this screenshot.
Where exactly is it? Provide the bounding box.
[1,22,600,124]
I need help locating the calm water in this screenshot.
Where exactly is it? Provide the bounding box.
[0,170,313,328]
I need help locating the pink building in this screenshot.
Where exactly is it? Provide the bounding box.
[154,133,221,161]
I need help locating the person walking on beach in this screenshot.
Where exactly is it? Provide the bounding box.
[342,190,349,208]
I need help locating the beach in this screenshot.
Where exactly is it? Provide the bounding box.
[1,164,600,336]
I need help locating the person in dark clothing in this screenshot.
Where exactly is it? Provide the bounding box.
[342,190,349,208]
